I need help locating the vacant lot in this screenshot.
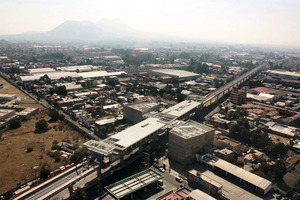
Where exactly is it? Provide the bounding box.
[0,110,87,194]
[0,76,44,109]
[0,77,87,194]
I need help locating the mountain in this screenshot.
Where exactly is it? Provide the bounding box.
[45,20,105,41]
[96,18,141,39]
[0,20,108,42]
[0,19,174,42]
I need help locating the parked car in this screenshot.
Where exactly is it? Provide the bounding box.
[159,167,165,173]
[176,176,183,183]
[157,180,163,186]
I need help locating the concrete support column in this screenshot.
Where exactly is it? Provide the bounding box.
[68,185,74,197]
[120,155,124,165]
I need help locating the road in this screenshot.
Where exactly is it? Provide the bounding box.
[14,162,96,200]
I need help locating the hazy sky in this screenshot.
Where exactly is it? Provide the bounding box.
[0,0,299,46]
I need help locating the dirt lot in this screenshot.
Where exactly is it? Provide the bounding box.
[0,77,87,194]
[0,76,44,109]
[0,110,87,194]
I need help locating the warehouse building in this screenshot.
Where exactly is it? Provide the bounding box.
[123,101,159,123]
[168,120,215,164]
[151,69,200,80]
[188,169,222,197]
[200,154,272,195]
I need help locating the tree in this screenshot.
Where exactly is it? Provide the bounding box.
[70,147,90,164]
[71,188,87,200]
[9,119,21,129]
[48,109,59,122]
[35,119,48,132]
[39,165,50,180]
[266,143,288,158]
[272,159,287,182]
[55,86,67,96]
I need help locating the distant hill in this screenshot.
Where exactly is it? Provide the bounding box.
[0,20,109,42]
[0,19,174,42]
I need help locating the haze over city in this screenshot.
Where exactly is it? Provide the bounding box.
[0,0,299,46]
[1,0,300,200]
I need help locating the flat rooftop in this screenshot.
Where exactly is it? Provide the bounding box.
[125,101,158,112]
[109,117,165,149]
[84,117,166,155]
[152,69,200,79]
[268,70,300,78]
[162,100,201,118]
[266,122,298,137]
[189,189,217,200]
[205,157,272,190]
[105,168,163,199]
[28,68,55,74]
[78,70,126,79]
[170,120,214,139]
[189,169,223,189]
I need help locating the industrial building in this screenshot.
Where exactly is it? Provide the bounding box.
[0,94,17,101]
[230,86,246,105]
[200,154,272,195]
[188,169,222,197]
[265,121,299,138]
[123,101,159,123]
[28,67,56,74]
[168,120,215,164]
[78,70,126,79]
[151,69,200,80]
[267,70,300,81]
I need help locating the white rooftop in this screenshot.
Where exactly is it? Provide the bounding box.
[162,100,201,118]
[109,117,165,149]
[28,68,55,74]
[171,120,214,139]
[266,122,298,137]
[152,69,200,78]
[78,70,126,79]
[189,189,217,200]
[207,158,272,190]
[267,70,300,78]
[125,101,158,112]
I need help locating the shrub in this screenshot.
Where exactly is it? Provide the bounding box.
[35,119,48,132]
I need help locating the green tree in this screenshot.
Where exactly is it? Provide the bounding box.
[55,86,67,96]
[48,109,59,122]
[9,119,21,129]
[266,143,288,158]
[35,119,48,132]
[70,147,90,164]
[272,159,287,182]
[39,165,50,180]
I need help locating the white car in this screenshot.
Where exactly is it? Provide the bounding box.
[159,167,165,173]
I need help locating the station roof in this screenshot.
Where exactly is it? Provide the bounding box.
[109,117,165,149]
[162,100,201,118]
[105,168,163,199]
